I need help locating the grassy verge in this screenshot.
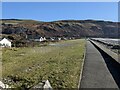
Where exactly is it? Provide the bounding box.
[2,39,85,88]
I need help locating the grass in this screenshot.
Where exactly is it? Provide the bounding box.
[2,39,85,89]
[1,19,42,24]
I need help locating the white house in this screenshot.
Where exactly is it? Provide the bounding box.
[0,38,12,48]
[50,37,55,41]
[40,37,46,42]
[58,38,61,41]
[43,37,46,41]
[0,81,10,88]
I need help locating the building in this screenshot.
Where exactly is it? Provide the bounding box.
[0,81,10,88]
[0,38,12,48]
[58,38,61,41]
[50,37,55,41]
[40,37,46,42]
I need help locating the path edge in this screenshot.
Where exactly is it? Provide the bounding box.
[77,39,87,89]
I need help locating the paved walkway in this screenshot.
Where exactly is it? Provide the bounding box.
[80,41,119,88]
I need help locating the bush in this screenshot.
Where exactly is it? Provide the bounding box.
[7,36,15,40]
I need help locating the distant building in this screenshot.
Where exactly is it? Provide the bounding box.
[63,37,67,40]
[58,38,61,41]
[50,37,55,41]
[40,37,46,42]
[0,81,10,89]
[0,38,12,48]
[43,37,46,41]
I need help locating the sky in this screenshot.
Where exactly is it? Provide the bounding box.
[2,2,118,22]
[1,0,120,2]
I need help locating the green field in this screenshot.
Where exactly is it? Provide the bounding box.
[2,39,85,89]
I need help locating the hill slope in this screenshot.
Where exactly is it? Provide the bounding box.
[1,19,119,40]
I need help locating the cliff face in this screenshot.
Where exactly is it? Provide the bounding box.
[1,19,119,40]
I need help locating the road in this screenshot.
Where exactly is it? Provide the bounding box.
[80,41,119,88]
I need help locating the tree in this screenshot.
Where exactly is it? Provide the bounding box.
[7,36,14,40]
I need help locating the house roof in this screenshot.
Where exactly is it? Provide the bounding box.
[0,38,11,43]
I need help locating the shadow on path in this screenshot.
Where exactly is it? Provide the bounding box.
[90,41,120,88]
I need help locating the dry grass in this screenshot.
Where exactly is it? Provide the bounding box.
[2,39,85,88]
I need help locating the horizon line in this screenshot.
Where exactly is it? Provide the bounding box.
[0,18,118,23]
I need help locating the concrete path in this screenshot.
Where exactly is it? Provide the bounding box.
[80,41,119,88]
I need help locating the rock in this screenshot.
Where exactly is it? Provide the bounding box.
[43,80,52,90]
[32,80,52,90]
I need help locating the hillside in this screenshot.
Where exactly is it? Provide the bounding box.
[0,19,42,24]
[1,19,119,41]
